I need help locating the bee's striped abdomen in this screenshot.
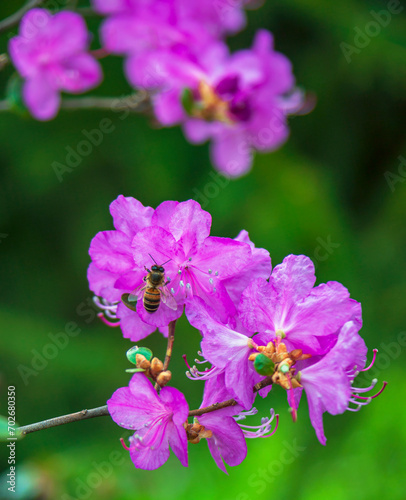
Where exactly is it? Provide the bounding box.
[143,287,161,313]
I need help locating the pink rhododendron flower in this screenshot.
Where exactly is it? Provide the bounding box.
[197,374,247,473]
[127,30,302,176]
[88,195,265,341]
[9,9,102,120]
[295,321,384,445]
[107,373,189,470]
[239,254,362,355]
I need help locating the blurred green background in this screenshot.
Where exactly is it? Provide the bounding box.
[0,0,405,499]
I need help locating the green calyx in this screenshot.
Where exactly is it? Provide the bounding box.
[181,88,195,116]
[126,346,153,365]
[254,353,275,376]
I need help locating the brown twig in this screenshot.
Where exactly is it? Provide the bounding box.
[60,92,150,113]
[0,0,44,34]
[189,376,273,416]
[16,372,273,436]
[18,406,109,436]
[154,319,176,390]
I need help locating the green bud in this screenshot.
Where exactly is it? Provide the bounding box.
[279,363,290,374]
[126,346,153,365]
[181,88,195,116]
[254,354,275,376]
[125,368,146,373]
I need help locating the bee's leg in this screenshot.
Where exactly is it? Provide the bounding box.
[143,276,147,282]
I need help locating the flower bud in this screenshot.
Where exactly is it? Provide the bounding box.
[254,353,275,376]
[157,370,172,386]
[127,346,153,365]
[135,354,151,370]
[150,357,164,375]
[248,352,260,361]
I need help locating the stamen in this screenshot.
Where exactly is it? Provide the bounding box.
[286,373,297,423]
[351,379,378,394]
[234,408,259,421]
[97,312,121,327]
[353,381,387,400]
[194,357,210,365]
[187,365,223,381]
[180,280,184,287]
[347,404,362,412]
[209,278,214,285]
[238,410,279,438]
[361,349,378,372]
[188,257,192,261]
[93,296,117,311]
[120,437,131,451]
[208,269,212,274]
[182,354,192,371]
[215,271,219,276]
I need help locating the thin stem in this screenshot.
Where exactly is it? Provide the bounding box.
[18,406,109,436]
[17,374,273,436]
[75,7,101,17]
[189,398,237,417]
[163,320,176,371]
[0,0,44,34]
[155,319,177,390]
[60,92,150,113]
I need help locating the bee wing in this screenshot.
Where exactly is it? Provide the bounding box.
[121,283,146,312]
[160,285,178,311]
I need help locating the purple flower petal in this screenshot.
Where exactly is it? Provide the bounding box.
[58,53,103,93]
[89,230,134,274]
[116,302,157,342]
[23,76,60,121]
[110,195,154,238]
[210,129,253,177]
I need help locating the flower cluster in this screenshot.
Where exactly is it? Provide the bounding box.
[8,3,306,176]
[91,196,385,471]
[94,0,303,175]
[9,9,102,120]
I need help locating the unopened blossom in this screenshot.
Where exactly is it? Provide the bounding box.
[128,30,302,176]
[107,373,188,470]
[88,196,254,340]
[239,254,362,355]
[196,374,247,473]
[9,9,102,120]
